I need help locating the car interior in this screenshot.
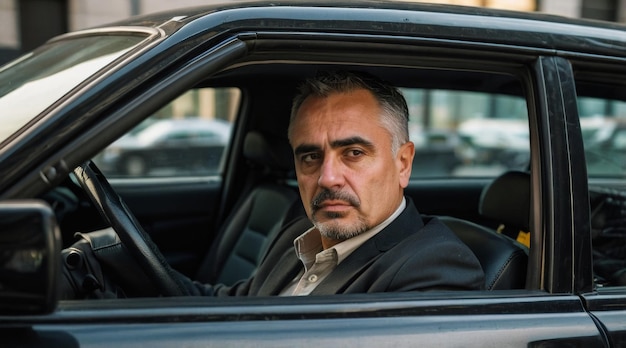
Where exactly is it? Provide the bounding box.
[193,62,531,289]
[48,54,538,297]
[193,130,301,286]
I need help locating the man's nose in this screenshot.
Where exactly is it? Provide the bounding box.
[318,156,344,189]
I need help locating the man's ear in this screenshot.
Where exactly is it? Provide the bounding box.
[397,141,415,188]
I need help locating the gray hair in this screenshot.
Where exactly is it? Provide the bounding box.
[288,71,410,154]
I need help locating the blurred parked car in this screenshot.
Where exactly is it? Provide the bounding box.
[458,118,530,169]
[411,130,467,177]
[582,117,626,176]
[98,118,231,176]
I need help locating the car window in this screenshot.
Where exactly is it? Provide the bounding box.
[579,98,626,178]
[404,88,529,178]
[575,76,626,288]
[93,87,240,178]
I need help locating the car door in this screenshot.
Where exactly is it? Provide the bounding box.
[572,61,626,345]
[17,292,604,348]
[76,22,603,348]
[77,11,600,345]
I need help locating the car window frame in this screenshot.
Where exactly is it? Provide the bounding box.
[13,27,590,303]
[118,33,554,293]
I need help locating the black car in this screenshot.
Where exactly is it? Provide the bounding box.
[1,1,626,346]
[97,118,232,176]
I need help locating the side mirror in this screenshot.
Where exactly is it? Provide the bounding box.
[0,200,60,315]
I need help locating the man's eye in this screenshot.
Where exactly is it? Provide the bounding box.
[346,149,364,157]
[302,153,320,163]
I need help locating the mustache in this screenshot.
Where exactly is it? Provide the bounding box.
[311,189,360,211]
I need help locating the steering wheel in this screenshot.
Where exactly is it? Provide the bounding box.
[73,161,188,296]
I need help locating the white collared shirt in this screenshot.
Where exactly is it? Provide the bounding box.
[280,197,407,296]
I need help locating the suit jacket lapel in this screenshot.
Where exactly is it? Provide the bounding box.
[311,198,423,295]
[256,248,302,296]
[251,216,312,296]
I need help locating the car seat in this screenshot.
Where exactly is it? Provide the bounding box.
[194,131,300,285]
[439,171,530,290]
[480,170,531,246]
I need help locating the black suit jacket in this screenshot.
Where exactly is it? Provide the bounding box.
[184,198,485,296]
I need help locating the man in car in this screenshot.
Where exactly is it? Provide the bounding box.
[183,71,485,296]
[62,71,484,298]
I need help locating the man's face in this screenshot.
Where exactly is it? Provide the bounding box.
[290,88,414,246]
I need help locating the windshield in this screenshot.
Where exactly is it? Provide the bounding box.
[0,34,148,144]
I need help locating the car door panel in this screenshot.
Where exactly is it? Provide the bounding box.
[23,294,605,347]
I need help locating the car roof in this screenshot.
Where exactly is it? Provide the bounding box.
[49,0,623,86]
[108,0,626,30]
[96,0,626,50]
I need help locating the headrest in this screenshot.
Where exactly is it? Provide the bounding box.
[243,131,294,172]
[479,171,530,232]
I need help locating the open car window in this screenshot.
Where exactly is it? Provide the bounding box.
[96,81,529,181]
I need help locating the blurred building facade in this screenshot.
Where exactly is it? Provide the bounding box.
[0,0,624,64]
